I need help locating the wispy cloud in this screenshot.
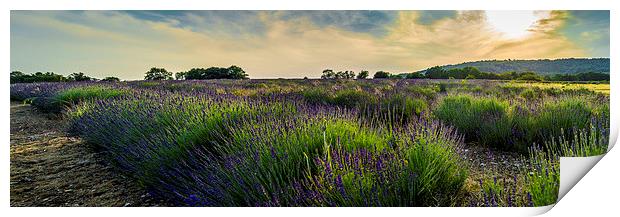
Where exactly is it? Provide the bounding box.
[10,10,609,79]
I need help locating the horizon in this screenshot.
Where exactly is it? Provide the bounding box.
[11,57,610,80]
[11,10,610,80]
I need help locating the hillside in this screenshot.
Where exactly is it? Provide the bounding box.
[417,58,609,75]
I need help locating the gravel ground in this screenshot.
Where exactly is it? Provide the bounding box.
[10,101,167,207]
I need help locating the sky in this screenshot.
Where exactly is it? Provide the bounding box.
[10,10,610,80]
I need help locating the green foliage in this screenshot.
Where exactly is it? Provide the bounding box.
[534,98,593,142]
[10,71,68,83]
[302,120,467,206]
[424,66,501,79]
[55,86,127,105]
[525,148,559,206]
[416,62,609,81]
[406,86,437,100]
[424,66,446,79]
[67,72,94,81]
[438,83,448,93]
[546,122,608,158]
[175,71,186,80]
[321,69,356,79]
[301,88,332,105]
[373,71,391,79]
[424,58,609,75]
[435,94,600,153]
[183,66,249,80]
[547,72,609,81]
[405,138,468,205]
[519,88,539,100]
[405,72,425,79]
[356,70,369,79]
[144,67,173,80]
[30,86,128,113]
[102,77,121,82]
[332,89,377,108]
[434,95,512,149]
[375,93,427,124]
[516,72,543,81]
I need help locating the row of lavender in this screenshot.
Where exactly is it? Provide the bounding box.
[10,79,609,206]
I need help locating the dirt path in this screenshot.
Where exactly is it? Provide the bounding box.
[10,101,166,207]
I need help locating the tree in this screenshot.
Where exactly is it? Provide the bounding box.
[184,65,248,80]
[321,69,356,79]
[175,71,186,80]
[10,71,26,83]
[227,65,249,79]
[346,71,356,79]
[516,72,543,81]
[185,68,210,79]
[68,72,94,81]
[321,69,336,79]
[373,71,391,79]
[11,71,67,83]
[101,77,120,82]
[424,66,447,79]
[357,70,369,79]
[144,67,172,80]
[405,72,425,79]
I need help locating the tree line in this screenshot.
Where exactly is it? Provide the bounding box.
[319,69,394,79]
[320,66,608,81]
[10,65,249,84]
[10,71,119,84]
[146,65,249,80]
[415,66,608,81]
[434,58,609,75]
[10,64,608,84]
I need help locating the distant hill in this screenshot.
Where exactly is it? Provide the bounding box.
[417,58,609,75]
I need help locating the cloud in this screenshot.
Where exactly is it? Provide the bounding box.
[10,10,608,80]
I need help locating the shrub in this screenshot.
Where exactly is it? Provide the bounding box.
[332,89,377,108]
[24,86,127,113]
[373,71,391,79]
[406,86,437,100]
[475,175,530,207]
[301,88,332,105]
[183,66,248,80]
[434,95,512,149]
[545,118,609,157]
[102,77,121,82]
[145,67,173,80]
[438,83,447,93]
[55,86,127,106]
[525,146,559,206]
[370,93,428,125]
[405,136,468,205]
[534,98,592,143]
[297,120,467,206]
[519,88,539,100]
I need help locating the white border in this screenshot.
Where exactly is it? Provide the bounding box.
[2,1,617,216]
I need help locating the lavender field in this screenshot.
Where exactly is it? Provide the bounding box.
[9,79,610,207]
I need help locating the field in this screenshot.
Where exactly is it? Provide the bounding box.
[10,79,610,207]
